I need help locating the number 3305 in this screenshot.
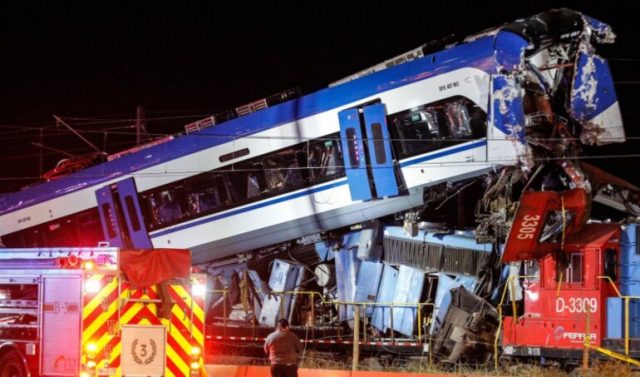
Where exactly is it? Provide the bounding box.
[517,215,540,240]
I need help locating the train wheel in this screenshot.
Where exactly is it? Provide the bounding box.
[0,351,27,377]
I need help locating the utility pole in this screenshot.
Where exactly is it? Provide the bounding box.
[136,105,147,146]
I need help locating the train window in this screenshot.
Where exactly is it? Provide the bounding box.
[3,208,103,248]
[523,260,540,282]
[604,248,617,281]
[124,196,141,232]
[371,123,386,164]
[388,96,486,160]
[141,189,186,229]
[156,190,184,225]
[181,173,229,217]
[228,162,266,202]
[45,218,76,246]
[539,210,573,243]
[140,192,159,229]
[1,232,23,248]
[75,209,103,246]
[2,227,45,248]
[26,228,46,247]
[138,132,345,231]
[219,148,250,163]
[263,148,304,193]
[563,252,584,284]
[307,135,344,183]
[445,100,473,138]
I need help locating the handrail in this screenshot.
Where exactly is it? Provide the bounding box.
[494,274,513,371]
[206,288,435,347]
[492,273,640,370]
[597,276,640,356]
[493,274,537,371]
[585,343,640,367]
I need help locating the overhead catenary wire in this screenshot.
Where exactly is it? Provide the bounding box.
[1,153,640,181]
[3,130,640,157]
[2,131,640,155]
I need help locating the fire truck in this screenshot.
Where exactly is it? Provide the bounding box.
[0,247,205,377]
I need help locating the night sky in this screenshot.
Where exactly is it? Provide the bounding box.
[1,1,640,193]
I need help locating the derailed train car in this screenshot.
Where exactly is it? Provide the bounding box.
[199,10,640,366]
[0,9,626,261]
[1,8,637,367]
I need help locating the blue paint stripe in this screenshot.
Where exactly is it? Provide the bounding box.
[151,141,487,238]
[0,36,500,215]
[399,139,487,168]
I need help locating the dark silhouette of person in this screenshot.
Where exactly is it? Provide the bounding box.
[157,194,183,224]
[264,318,303,377]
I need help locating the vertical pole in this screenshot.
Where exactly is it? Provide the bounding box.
[278,292,285,322]
[390,303,395,344]
[223,290,228,337]
[353,305,360,372]
[428,314,433,367]
[582,306,590,377]
[363,303,367,344]
[625,297,630,356]
[417,304,422,343]
[510,278,517,321]
[309,292,315,339]
[136,106,146,146]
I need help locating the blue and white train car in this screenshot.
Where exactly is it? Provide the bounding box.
[0,9,623,264]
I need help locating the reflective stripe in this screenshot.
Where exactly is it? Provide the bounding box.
[82,275,205,377]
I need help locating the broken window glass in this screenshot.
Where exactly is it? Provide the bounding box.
[387,95,486,159]
[307,134,344,182]
[445,100,473,138]
[539,210,574,243]
[563,252,584,283]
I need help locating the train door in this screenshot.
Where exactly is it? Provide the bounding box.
[95,178,153,248]
[339,102,400,201]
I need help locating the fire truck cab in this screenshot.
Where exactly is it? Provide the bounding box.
[0,247,205,377]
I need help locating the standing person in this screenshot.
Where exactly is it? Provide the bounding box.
[264,318,303,377]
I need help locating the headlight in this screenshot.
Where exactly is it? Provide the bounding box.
[191,283,206,297]
[85,279,102,294]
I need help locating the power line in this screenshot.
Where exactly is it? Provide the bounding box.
[4,133,640,161]
[2,152,640,181]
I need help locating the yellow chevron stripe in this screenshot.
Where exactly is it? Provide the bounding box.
[111,341,122,377]
[119,299,150,324]
[81,278,204,377]
[82,297,118,344]
[169,299,204,344]
[166,342,190,376]
[112,341,121,364]
[169,324,195,355]
[82,274,119,346]
[170,321,203,351]
[82,274,117,318]
[172,284,205,320]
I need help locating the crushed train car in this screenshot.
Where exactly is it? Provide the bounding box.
[0,7,638,369]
